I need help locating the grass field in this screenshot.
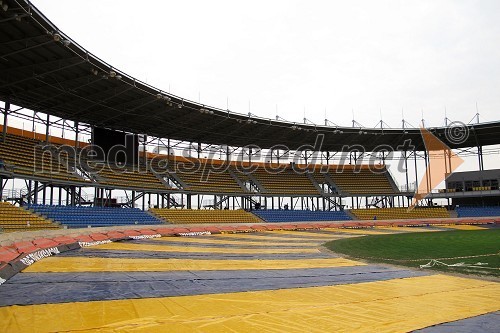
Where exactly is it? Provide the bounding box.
[325,229,500,278]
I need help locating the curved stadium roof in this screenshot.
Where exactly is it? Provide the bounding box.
[1,0,499,152]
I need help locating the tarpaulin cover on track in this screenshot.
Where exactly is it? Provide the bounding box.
[0,266,429,306]
[56,248,336,260]
[1,275,499,333]
[414,311,499,333]
[85,242,323,254]
[22,257,366,273]
[0,228,498,332]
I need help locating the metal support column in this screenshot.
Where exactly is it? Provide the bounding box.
[143,135,147,165]
[423,149,430,194]
[27,180,32,205]
[45,114,50,143]
[74,122,79,150]
[404,150,409,191]
[2,99,9,142]
[42,184,46,204]
[71,186,76,206]
[478,146,484,171]
[413,150,418,201]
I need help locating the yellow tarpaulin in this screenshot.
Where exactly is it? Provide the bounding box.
[90,242,320,254]
[372,226,437,233]
[215,233,351,242]
[153,236,319,247]
[1,274,498,333]
[439,225,487,230]
[23,257,365,273]
[322,228,393,235]
[266,230,352,238]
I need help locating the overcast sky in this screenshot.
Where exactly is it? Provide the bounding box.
[31,0,500,129]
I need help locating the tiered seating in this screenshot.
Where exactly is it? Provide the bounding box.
[0,202,60,232]
[151,157,243,193]
[28,205,163,228]
[244,167,319,195]
[230,167,257,191]
[309,171,338,194]
[325,166,396,195]
[0,131,401,197]
[0,133,86,183]
[150,208,262,224]
[253,209,352,222]
[89,163,168,190]
[456,206,500,217]
[350,207,450,220]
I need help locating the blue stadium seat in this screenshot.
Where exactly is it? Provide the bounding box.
[27,204,163,228]
[456,206,500,218]
[252,209,352,223]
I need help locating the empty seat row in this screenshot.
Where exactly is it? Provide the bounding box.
[456,206,500,217]
[350,207,450,220]
[0,133,88,183]
[150,208,263,224]
[0,202,60,232]
[252,209,352,222]
[28,204,163,228]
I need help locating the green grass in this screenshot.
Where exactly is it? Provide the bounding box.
[325,229,500,277]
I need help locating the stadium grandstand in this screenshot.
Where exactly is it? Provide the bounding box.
[0,1,499,332]
[0,0,499,230]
